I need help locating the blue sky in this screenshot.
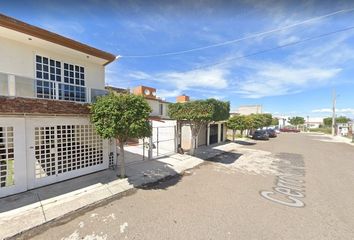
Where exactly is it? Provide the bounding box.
[2,0,354,118]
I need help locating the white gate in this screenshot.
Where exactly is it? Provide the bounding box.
[26,117,109,189]
[151,120,177,158]
[0,118,27,198]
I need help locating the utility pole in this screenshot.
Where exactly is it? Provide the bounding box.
[332,89,336,136]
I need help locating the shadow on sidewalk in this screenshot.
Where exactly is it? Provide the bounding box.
[206,151,243,164]
[194,141,244,165]
[0,153,182,214]
[234,140,256,146]
[0,168,120,214]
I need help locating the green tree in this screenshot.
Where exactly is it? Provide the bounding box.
[263,113,273,127]
[323,117,332,127]
[250,114,265,129]
[91,93,152,178]
[323,116,351,127]
[289,116,305,128]
[169,99,230,155]
[271,117,279,126]
[227,115,248,141]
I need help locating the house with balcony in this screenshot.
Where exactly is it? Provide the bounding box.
[0,14,117,197]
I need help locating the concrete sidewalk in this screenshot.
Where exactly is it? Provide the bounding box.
[0,142,238,239]
[306,132,354,146]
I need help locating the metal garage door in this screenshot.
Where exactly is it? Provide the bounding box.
[209,124,218,145]
[26,117,109,189]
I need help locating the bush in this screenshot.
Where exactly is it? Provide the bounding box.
[309,128,331,134]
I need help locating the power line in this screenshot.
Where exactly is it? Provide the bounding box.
[176,25,354,72]
[121,7,354,58]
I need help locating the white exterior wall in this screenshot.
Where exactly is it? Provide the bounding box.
[236,105,263,115]
[146,99,169,118]
[0,115,112,197]
[0,35,105,93]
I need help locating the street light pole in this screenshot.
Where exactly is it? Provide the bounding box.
[332,89,336,136]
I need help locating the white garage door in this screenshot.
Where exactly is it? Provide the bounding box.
[26,117,109,189]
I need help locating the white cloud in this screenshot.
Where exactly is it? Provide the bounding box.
[235,63,341,98]
[158,68,229,90]
[312,108,354,114]
[278,35,300,45]
[127,67,230,99]
[128,71,153,80]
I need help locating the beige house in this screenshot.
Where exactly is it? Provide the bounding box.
[0,14,117,197]
[234,105,263,116]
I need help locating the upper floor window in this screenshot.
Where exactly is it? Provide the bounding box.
[159,103,163,115]
[35,55,86,102]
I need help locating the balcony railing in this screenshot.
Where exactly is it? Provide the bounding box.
[0,72,108,103]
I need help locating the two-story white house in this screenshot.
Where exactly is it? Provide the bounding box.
[0,14,117,197]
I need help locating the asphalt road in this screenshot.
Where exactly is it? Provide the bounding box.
[27,133,354,240]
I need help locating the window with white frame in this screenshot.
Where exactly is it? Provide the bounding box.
[35,55,86,102]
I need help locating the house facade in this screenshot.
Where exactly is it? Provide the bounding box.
[176,95,227,151]
[0,14,116,197]
[132,86,177,158]
[235,105,263,115]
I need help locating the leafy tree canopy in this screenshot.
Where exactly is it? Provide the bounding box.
[227,115,248,131]
[91,93,152,142]
[168,98,229,155]
[323,116,351,126]
[168,98,230,122]
[289,116,305,126]
[271,117,279,126]
[90,93,152,178]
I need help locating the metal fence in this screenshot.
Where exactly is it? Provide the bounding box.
[119,125,177,165]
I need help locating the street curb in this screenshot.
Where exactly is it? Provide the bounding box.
[5,161,205,240]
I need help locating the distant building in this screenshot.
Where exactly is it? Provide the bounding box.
[306,117,324,129]
[235,105,263,115]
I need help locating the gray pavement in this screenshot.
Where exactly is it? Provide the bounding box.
[19,134,354,239]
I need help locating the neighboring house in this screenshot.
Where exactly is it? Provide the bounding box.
[235,105,263,115]
[306,117,324,129]
[0,14,116,197]
[176,95,227,151]
[275,116,290,129]
[132,86,177,157]
[337,123,350,136]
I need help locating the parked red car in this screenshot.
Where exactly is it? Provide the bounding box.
[280,128,300,133]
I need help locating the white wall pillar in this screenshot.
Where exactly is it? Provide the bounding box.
[8,74,16,96]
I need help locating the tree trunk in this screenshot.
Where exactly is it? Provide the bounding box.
[118,141,125,178]
[189,122,202,156]
[240,129,244,137]
[190,135,197,156]
[232,129,235,141]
